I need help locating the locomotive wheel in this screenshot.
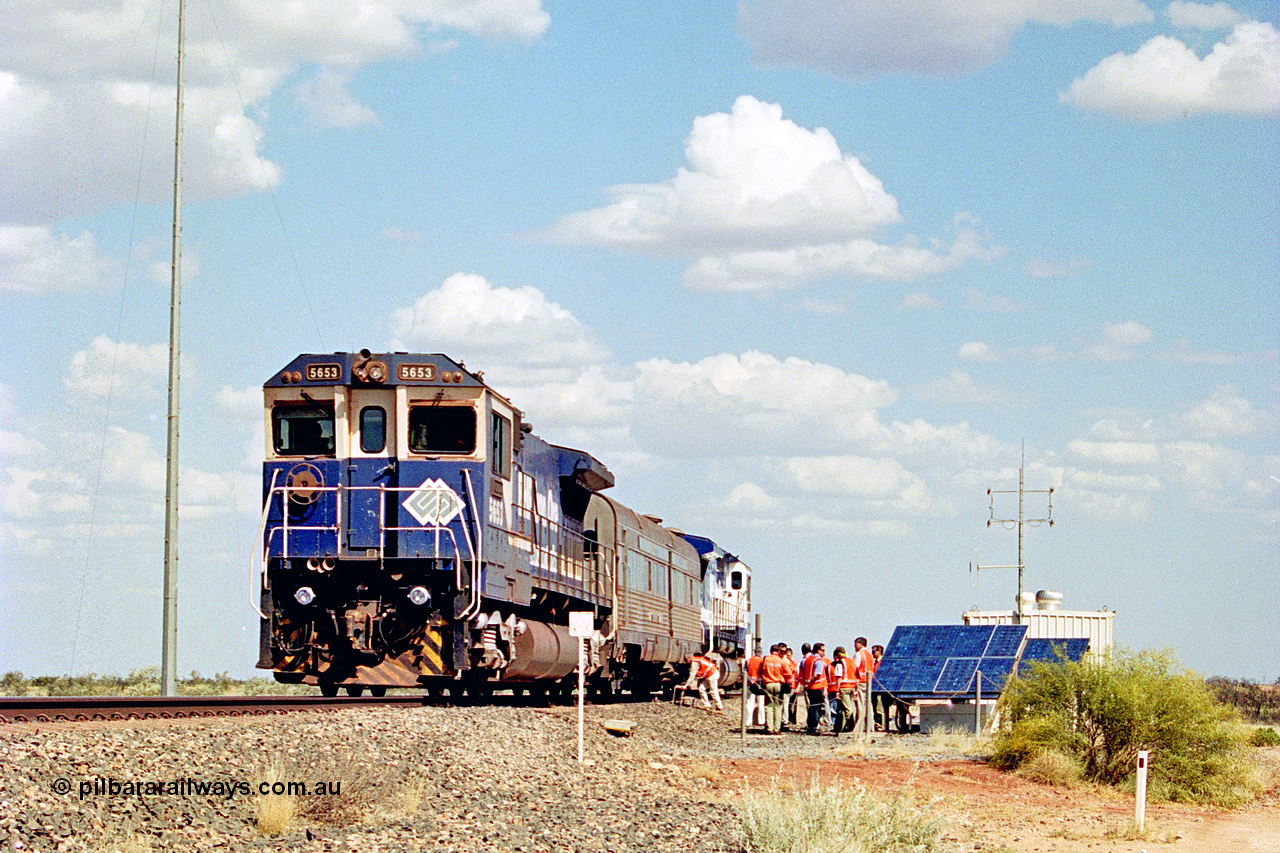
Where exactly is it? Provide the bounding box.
[369,686,387,697]
[319,683,339,698]
[344,685,365,697]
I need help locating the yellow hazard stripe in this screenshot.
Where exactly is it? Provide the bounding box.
[419,627,446,676]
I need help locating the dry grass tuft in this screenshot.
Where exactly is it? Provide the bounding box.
[687,760,723,786]
[253,758,298,835]
[739,777,946,853]
[253,754,435,832]
[92,832,154,853]
[1015,749,1084,787]
[833,726,992,761]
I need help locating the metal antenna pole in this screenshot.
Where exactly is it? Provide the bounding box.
[161,0,185,697]
[972,444,1053,623]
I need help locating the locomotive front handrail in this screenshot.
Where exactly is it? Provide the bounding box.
[250,469,283,619]
[459,468,483,620]
[263,480,479,568]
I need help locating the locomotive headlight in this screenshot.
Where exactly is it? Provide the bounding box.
[294,586,316,606]
[407,586,430,606]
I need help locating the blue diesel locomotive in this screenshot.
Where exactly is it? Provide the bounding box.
[254,350,751,697]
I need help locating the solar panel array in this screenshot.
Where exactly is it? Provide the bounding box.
[872,624,1033,699]
[1016,637,1090,676]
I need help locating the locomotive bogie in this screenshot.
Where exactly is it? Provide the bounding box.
[256,351,752,695]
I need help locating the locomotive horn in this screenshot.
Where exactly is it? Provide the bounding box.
[307,558,321,572]
[322,557,336,572]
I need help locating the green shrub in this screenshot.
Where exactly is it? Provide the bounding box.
[1249,727,1280,747]
[738,778,945,853]
[992,648,1259,807]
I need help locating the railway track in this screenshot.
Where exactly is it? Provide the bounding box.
[0,687,670,724]
[0,693,433,724]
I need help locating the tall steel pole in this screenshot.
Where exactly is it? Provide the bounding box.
[161,0,185,697]
[975,444,1053,624]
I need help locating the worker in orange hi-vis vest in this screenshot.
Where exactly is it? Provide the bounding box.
[783,645,802,729]
[826,647,844,731]
[800,642,829,734]
[687,650,723,713]
[745,649,765,728]
[760,644,788,734]
[852,636,877,731]
[830,646,858,735]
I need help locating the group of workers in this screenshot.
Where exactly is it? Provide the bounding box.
[683,639,908,735]
[742,639,888,735]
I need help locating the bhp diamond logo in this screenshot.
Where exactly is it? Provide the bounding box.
[403,478,463,526]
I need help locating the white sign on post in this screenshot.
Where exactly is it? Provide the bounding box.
[569,611,593,765]
[569,611,594,638]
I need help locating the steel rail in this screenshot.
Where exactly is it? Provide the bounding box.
[0,694,431,725]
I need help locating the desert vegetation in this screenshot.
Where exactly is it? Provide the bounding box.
[990,649,1262,807]
[0,667,314,696]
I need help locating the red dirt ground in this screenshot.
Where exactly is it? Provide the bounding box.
[703,754,1280,852]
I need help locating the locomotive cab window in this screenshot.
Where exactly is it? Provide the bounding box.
[491,413,512,478]
[731,570,744,591]
[359,406,386,454]
[273,405,335,456]
[408,405,476,454]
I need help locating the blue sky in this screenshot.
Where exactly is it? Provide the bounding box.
[2,1,1277,682]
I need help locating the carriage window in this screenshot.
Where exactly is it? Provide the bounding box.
[408,406,476,454]
[359,406,386,454]
[491,413,511,478]
[273,405,335,456]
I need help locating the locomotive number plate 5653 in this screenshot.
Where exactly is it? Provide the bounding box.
[397,363,437,381]
[305,363,342,381]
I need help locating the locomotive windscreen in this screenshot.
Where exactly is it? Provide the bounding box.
[273,405,335,456]
[408,405,477,454]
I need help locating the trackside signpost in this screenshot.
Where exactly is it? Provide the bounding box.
[569,611,594,765]
[1135,750,1149,831]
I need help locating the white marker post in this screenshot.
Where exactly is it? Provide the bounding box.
[1135,750,1149,832]
[569,611,594,765]
[741,632,752,742]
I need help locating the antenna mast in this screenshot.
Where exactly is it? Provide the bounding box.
[161,0,185,697]
[971,444,1053,623]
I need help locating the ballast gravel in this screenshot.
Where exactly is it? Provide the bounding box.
[0,698,871,853]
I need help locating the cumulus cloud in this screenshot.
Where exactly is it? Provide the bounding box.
[1084,320,1154,360]
[915,371,1015,408]
[1062,19,1280,120]
[1168,2,1245,31]
[549,97,1001,292]
[627,350,897,457]
[64,336,170,401]
[1069,439,1161,465]
[787,455,920,497]
[293,69,379,129]
[684,214,1002,293]
[962,287,1032,313]
[736,0,1153,78]
[1178,385,1276,437]
[959,341,1001,362]
[549,96,901,254]
[901,292,945,309]
[1,1,550,222]
[0,226,119,294]
[390,273,607,372]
